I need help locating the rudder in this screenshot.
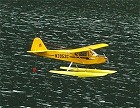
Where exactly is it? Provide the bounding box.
[28,37,47,53]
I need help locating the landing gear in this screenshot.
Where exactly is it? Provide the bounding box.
[67,62,73,71]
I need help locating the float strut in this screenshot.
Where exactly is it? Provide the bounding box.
[67,62,73,71]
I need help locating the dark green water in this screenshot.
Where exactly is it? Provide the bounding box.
[0,0,139,107]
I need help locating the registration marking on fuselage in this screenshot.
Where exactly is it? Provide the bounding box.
[55,54,69,58]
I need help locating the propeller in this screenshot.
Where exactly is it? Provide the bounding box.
[103,53,109,63]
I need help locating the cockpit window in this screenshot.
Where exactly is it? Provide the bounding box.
[75,52,88,57]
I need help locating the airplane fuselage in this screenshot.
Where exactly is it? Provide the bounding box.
[33,50,107,65]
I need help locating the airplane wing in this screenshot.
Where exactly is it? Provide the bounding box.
[28,43,108,53]
[70,43,109,52]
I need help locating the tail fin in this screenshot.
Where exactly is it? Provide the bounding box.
[27,37,48,53]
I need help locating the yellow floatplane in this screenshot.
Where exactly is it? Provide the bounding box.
[27,37,116,77]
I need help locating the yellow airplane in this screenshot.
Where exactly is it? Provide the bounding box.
[27,37,116,77]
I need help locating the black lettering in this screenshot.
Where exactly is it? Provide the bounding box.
[55,54,69,58]
[66,55,69,58]
[55,54,58,58]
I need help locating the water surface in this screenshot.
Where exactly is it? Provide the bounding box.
[0,0,139,107]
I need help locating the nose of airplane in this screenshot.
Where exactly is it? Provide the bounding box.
[104,54,109,63]
[97,54,109,64]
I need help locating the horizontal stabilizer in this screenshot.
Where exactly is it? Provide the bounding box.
[27,50,48,53]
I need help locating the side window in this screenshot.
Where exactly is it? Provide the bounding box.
[75,53,79,56]
[79,52,87,56]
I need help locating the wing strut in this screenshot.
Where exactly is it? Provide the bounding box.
[90,49,98,56]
